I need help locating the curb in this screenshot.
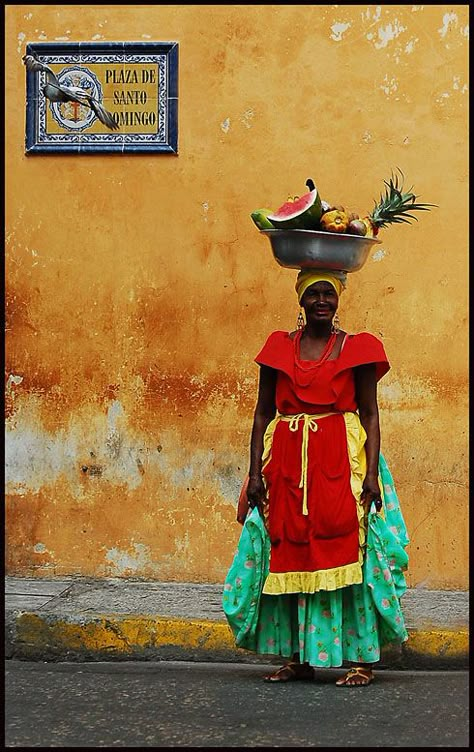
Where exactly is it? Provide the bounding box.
[6,612,469,669]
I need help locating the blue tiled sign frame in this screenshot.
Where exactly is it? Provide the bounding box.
[25,41,179,154]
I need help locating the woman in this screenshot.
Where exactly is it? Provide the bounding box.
[223,269,409,686]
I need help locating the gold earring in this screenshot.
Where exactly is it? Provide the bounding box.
[332,312,340,334]
[297,308,305,330]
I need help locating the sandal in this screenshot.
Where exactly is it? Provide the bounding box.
[335,667,374,686]
[264,662,315,683]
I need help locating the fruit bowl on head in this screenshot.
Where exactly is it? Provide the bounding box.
[260,228,381,272]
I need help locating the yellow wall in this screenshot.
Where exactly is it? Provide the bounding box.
[5,5,469,589]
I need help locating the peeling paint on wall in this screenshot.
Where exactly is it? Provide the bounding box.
[361,6,382,24]
[105,543,160,576]
[5,400,145,496]
[240,109,254,129]
[372,249,386,262]
[452,76,468,94]
[374,20,407,49]
[17,32,26,52]
[330,22,351,42]
[380,74,399,96]
[5,392,247,504]
[6,374,24,391]
[438,12,458,38]
[378,374,438,410]
[405,38,418,54]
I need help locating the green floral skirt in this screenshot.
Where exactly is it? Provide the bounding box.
[222,454,409,667]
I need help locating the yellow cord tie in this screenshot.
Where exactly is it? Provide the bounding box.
[280,412,338,516]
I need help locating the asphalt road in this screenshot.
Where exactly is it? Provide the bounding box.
[5,660,469,748]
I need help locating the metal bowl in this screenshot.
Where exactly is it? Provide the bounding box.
[260,229,381,272]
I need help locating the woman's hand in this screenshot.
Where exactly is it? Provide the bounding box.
[361,473,382,514]
[246,474,266,516]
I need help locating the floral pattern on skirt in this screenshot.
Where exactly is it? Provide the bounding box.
[222,453,409,667]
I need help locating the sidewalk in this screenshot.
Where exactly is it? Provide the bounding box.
[5,576,469,668]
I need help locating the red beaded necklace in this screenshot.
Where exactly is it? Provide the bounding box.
[294,328,338,371]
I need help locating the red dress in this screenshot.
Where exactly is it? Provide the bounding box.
[254,330,390,594]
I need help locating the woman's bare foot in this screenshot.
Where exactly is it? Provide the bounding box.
[335,666,374,686]
[264,661,314,683]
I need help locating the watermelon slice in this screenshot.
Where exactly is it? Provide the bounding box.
[266,188,323,230]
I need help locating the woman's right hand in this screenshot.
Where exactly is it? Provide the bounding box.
[246,474,266,515]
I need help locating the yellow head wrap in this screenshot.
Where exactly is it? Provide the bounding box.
[295,269,347,303]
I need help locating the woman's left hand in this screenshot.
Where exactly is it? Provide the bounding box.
[361,473,382,514]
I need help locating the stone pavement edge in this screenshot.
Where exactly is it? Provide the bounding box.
[4,577,469,668]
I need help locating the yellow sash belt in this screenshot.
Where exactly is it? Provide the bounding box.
[279,412,340,515]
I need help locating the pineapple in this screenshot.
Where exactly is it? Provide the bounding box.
[360,169,436,237]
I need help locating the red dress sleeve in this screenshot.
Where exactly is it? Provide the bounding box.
[254,331,293,377]
[335,332,390,382]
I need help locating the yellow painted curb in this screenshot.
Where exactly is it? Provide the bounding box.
[402,629,469,658]
[16,614,238,654]
[15,613,469,660]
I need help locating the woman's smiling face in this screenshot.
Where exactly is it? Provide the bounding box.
[300,281,339,324]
